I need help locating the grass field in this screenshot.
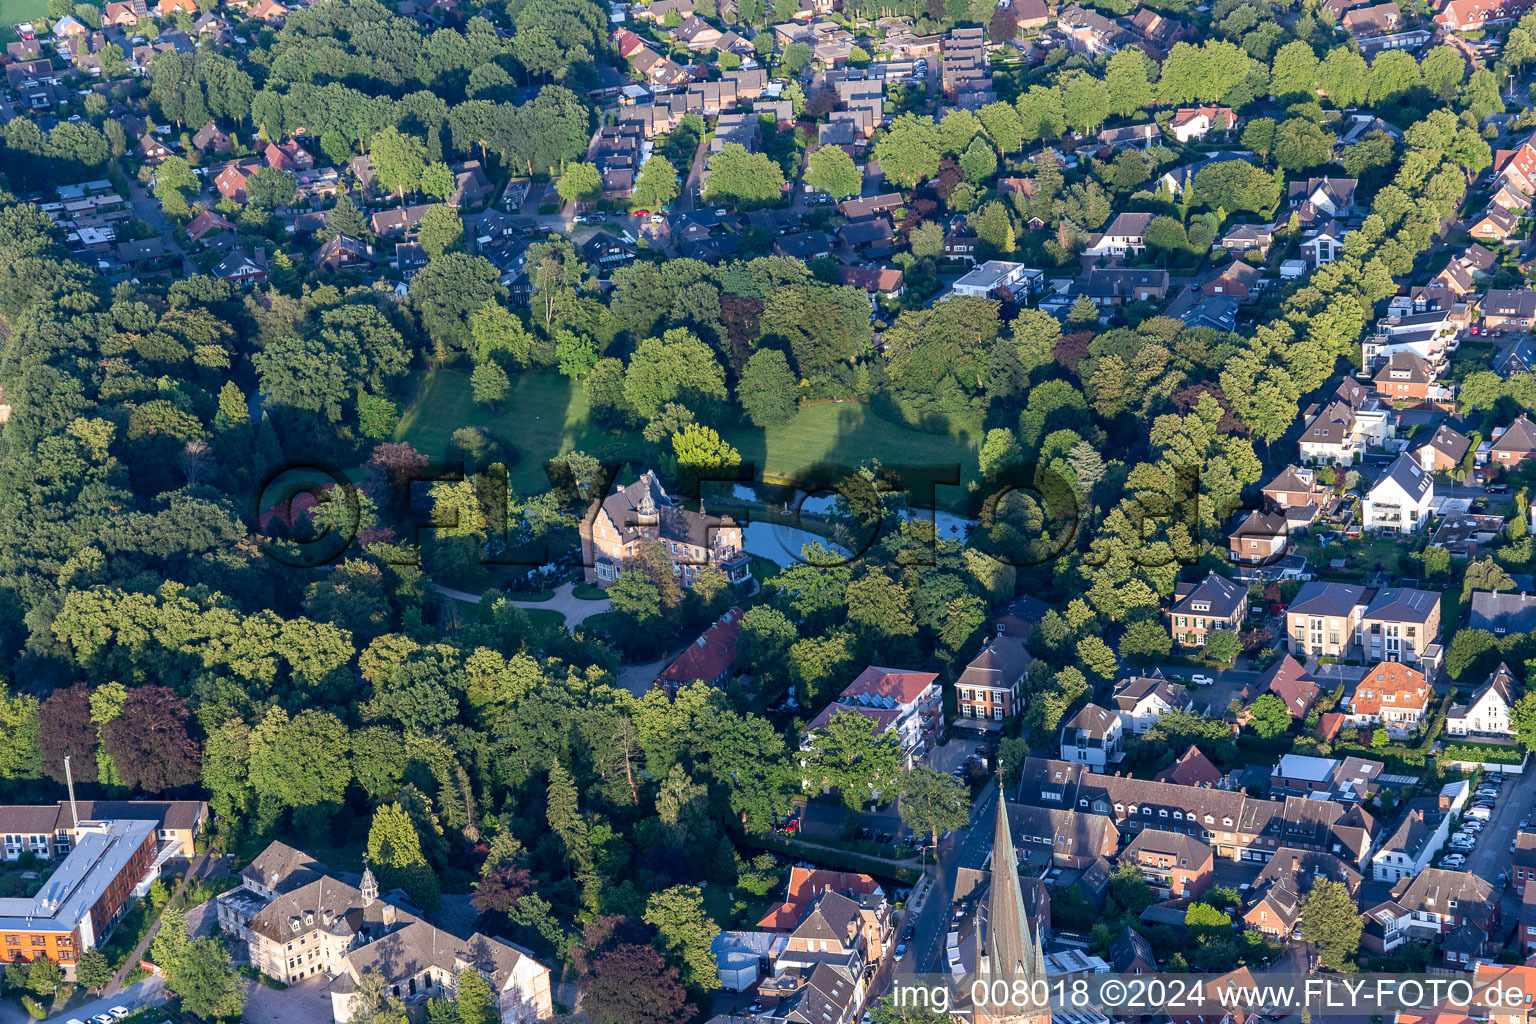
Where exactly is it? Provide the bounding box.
[395,368,985,499]
[0,0,49,41]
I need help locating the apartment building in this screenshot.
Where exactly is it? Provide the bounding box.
[1285,583,1440,665]
[803,666,943,770]
[1122,830,1215,899]
[954,635,1033,725]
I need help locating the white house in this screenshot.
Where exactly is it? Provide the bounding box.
[1059,703,1123,771]
[1084,212,1152,256]
[948,261,1043,299]
[1167,105,1235,144]
[1371,806,1450,882]
[1446,663,1518,739]
[1110,673,1191,735]
[1362,454,1434,533]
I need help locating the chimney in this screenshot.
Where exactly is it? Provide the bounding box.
[64,756,79,829]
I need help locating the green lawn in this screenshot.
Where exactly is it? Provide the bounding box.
[395,369,984,501]
[0,0,49,41]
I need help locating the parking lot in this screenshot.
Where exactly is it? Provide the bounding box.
[1456,770,1536,882]
[43,977,165,1024]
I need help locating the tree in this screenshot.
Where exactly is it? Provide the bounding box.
[1302,879,1362,972]
[1204,629,1241,665]
[1247,693,1292,739]
[1118,620,1172,665]
[1105,49,1155,116]
[632,155,680,210]
[153,155,199,218]
[897,766,971,850]
[471,360,510,408]
[74,949,111,994]
[703,144,785,204]
[874,113,942,188]
[805,708,902,810]
[417,205,464,258]
[1269,40,1319,99]
[1076,636,1119,681]
[452,968,496,1024]
[737,348,798,427]
[410,253,507,354]
[978,101,1024,154]
[100,686,200,791]
[370,126,427,200]
[910,219,943,258]
[959,137,998,183]
[623,329,728,420]
[581,944,692,1024]
[557,162,603,205]
[325,195,369,241]
[644,886,721,991]
[1273,117,1334,172]
[1060,70,1111,134]
[246,166,297,209]
[38,683,98,784]
[167,937,247,1020]
[804,145,863,198]
[421,162,455,204]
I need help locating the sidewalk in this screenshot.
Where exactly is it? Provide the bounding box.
[106,855,208,996]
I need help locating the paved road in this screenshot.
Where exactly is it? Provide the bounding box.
[433,580,610,627]
[122,174,195,277]
[894,780,999,988]
[1462,770,1536,882]
[44,976,166,1024]
[107,854,209,995]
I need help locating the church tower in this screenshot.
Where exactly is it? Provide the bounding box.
[360,864,379,907]
[974,772,1050,1024]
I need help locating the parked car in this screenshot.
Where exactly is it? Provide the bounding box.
[1442,853,1467,868]
[108,1010,130,1021]
[1191,674,1214,685]
[895,943,907,961]
[1468,806,1492,820]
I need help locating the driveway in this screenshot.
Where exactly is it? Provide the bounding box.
[242,974,335,1024]
[434,580,609,629]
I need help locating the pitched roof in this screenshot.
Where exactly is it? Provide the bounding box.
[1361,587,1439,624]
[1420,424,1471,462]
[1391,868,1496,912]
[1108,926,1157,972]
[1289,581,1367,618]
[1123,827,1214,865]
[1492,414,1536,455]
[1349,662,1430,716]
[1111,674,1190,714]
[1152,746,1223,787]
[1370,452,1433,503]
[1469,590,1536,633]
[1061,702,1118,739]
[657,606,743,686]
[1170,571,1246,618]
[1254,847,1363,894]
[1259,655,1319,719]
[957,635,1034,692]
[1450,662,1518,721]
[1263,465,1319,495]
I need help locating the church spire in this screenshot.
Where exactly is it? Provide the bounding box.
[981,765,1044,988]
[360,861,378,907]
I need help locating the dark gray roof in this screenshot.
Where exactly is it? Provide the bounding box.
[1362,587,1439,624]
[1288,582,1366,618]
[1170,571,1247,618]
[1469,591,1536,634]
[1371,453,1432,502]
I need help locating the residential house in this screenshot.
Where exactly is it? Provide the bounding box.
[192,120,232,155]
[213,160,261,203]
[1228,510,1288,567]
[1015,757,1379,865]
[1153,746,1223,787]
[103,0,145,25]
[1362,453,1435,534]
[1346,662,1431,738]
[954,635,1033,726]
[580,233,638,271]
[249,0,287,22]
[578,470,749,588]
[803,667,943,770]
[1288,176,1359,220]
[1470,205,1521,243]
[263,139,314,172]
[1201,259,1262,302]
[135,133,172,163]
[218,843,553,1018]
[1260,655,1320,721]
[157,0,196,14]
[1243,882,1302,939]
[1262,465,1328,510]
[1256,847,1363,897]
[185,210,235,242]
[310,234,375,272]
[1342,1,1401,34]
[1110,673,1191,735]
[1490,415,1536,469]
[211,250,267,286]
[1007,805,1119,869]
[1389,869,1500,951]
[1372,351,1441,403]
[949,261,1043,301]
[1166,571,1248,648]
[1436,0,1534,31]
[1085,212,1153,256]
[1417,424,1471,473]
[1217,224,1273,257]
[1057,3,1131,54]
[1372,805,1450,882]
[838,218,894,255]
[370,204,433,237]
[1122,830,1214,899]
[1083,267,1169,305]
[756,866,891,964]
[1167,106,1236,143]
[1059,704,1123,771]
[1431,512,1506,558]
[1483,289,1536,332]
[838,266,905,299]
[1361,900,1413,955]
[1446,663,1518,739]
[1270,754,1341,797]
[1107,927,1157,975]
[1098,124,1160,149]
[837,194,903,220]
[1469,591,1536,636]
[773,231,834,262]
[674,15,722,50]
[1299,220,1347,267]
[1297,390,1394,464]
